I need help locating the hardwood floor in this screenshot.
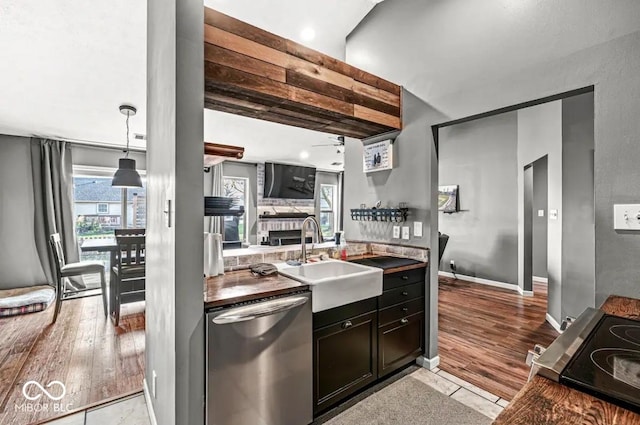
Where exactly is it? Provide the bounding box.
[438,276,558,401]
[0,296,145,425]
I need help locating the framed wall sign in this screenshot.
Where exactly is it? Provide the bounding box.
[363,139,393,173]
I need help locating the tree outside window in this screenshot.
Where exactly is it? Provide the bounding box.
[320,184,337,238]
[223,177,248,243]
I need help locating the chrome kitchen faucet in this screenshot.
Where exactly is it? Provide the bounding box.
[300,216,323,263]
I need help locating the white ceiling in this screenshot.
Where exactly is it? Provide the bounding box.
[0,0,378,170]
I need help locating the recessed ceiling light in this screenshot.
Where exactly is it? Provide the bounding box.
[300,150,310,159]
[300,27,315,42]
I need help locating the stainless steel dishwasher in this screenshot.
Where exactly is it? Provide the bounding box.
[206,291,312,425]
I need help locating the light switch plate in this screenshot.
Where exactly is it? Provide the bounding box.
[538,210,545,217]
[614,204,640,230]
[413,221,423,237]
[549,209,558,220]
[402,226,410,240]
[393,226,400,238]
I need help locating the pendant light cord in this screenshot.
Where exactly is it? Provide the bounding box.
[125,111,131,158]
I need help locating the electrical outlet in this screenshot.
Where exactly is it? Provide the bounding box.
[450,260,456,272]
[402,226,410,240]
[393,226,400,238]
[152,370,157,399]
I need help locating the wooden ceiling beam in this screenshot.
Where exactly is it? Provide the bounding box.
[203,8,403,140]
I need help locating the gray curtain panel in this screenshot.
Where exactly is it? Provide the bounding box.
[0,136,49,289]
[204,163,223,234]
[30,138,80,285]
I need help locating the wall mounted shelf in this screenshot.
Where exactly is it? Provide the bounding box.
[350,208,408,222]
[258,213,314,220]
[205,207,245,217]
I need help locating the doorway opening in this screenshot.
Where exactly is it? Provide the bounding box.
[433,87,595,401]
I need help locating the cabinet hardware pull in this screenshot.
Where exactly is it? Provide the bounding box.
[402,307,409,312]
[342,321,353,329]
[400,318,409,324]
[402,291,409,296]
[401,276,409,280]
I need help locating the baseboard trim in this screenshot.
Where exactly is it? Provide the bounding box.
[439,271,518,292]
[517,286,534,297]
[533,276,548,284]
[546,313,563,333]
[416,355,440,370]
[143,379,158,425]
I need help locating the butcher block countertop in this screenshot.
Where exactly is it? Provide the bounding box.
[204,271,308,309]
[493,295,640,425]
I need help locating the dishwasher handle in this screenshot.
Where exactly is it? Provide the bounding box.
[211,295,309,324]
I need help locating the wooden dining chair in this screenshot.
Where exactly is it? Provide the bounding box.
[49,233,108,323]
[111,235,146,326]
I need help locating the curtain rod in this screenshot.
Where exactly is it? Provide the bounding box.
[33,134,147,154]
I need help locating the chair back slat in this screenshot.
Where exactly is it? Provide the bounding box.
[114,228,146,237]
[115,235,146,268]
[49,233,66,269]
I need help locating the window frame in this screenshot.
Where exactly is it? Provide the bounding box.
[222,176,250,243]
[319,184,338,239]
[96,203,109,215]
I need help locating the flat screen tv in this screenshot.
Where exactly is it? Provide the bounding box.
[264,162,316,199]
[438,185,459,213]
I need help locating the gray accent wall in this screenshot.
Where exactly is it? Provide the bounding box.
[517,101,563,315]
[439,112,518,284]
[532,157,548,279]
[561,92,595,319]
[0,135,49,289]
[146,0,204,424]
[343,89,440,359]
[347,0,640,330]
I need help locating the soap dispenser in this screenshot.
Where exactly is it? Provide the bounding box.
[339,232,348,261]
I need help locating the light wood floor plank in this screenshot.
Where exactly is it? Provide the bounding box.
[0,296,144,424]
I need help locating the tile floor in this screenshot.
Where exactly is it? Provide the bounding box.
[410,368,508,420]
[44,367,507,424]
[45,393,151,425]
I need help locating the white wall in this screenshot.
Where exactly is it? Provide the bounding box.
[73,144,146,170]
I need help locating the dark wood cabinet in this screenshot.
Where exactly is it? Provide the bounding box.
[312,265,427,415]
[313,309,377,415]
[378,311,424,378]
[377,268,426,379]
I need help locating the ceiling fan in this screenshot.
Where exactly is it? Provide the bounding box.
[312,136,345,152]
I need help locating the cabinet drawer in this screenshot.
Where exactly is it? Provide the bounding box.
[314,297,377,330]
[378,297,424,327]
[383,267,425,290]
[378,312,424,378]
[379,282,424,308]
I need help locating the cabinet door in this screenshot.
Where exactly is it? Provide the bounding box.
[313,310,377,414]
[378,312,424,378]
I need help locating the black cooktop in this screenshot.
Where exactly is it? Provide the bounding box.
[561,314,640,413]
[350,256,423,270]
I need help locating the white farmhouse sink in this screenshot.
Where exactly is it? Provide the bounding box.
[278,260,383,312]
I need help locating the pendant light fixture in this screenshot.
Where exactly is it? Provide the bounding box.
[112,104,143,188]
